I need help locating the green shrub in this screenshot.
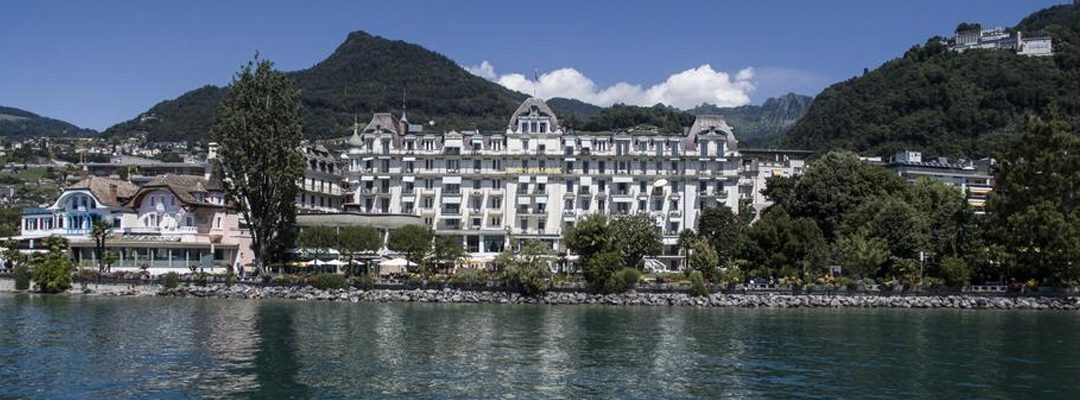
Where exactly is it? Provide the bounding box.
[688,271,709,297]
[194,271,209,287]
[504,261,553,296]
[617,268,642,291]
[13,265,30,290]
[586,251,625,294]
[162,272,180,289]
[31,256,72,294]
[353,273,376,291]
[311,273,347,291]
[940,256,971,289]
[449,268,485,288]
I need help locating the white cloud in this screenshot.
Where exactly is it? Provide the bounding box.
[464,61,756,109]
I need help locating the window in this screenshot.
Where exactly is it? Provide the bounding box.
[538,219,546,231]
[490,197,502,209]
[213,215,222,229]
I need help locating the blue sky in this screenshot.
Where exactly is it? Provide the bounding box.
[0,0,1065,131]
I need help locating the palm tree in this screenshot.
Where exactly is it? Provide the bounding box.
[90,220,112,273]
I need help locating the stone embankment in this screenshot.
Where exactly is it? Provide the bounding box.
[143,284,1080,310]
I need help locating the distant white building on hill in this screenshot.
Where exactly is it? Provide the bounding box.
[949,26,1053,57]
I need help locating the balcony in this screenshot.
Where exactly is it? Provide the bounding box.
[577,188,592,196]
[699,190,714,197]
[562,209,577,217]
[668,210,682,218]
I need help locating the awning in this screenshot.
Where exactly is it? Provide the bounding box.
[581,139,593,148]
[402,157,416,162]
[444,139,463,148]
[517,175,531,183]
[563,139,575,146]
[613,176,633,183]
[377,176,390,180]
[471,138,484,143]
[442,196,462,204]
[535,176,548,183]
[564,157,576,162]
[442,176,462,184]
[362,157,373,161]
[535,197,548,204]
[361,176,374,181]
[580,176,592,186]
[402,176,415,182]
[613,197,635,203]
[653,179,669,187]
[517,197,531,205]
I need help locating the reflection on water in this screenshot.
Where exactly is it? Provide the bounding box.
[1,294,1079,399]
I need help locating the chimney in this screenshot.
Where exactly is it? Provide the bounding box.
[108,183,118,206]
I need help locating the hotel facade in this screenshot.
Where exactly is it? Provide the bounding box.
[343,97,763,268]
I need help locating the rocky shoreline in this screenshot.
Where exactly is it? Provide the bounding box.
[91,284,1080,310]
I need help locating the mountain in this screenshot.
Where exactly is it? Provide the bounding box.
[104,30,806,143]
[688,93,813,145]
[0,106,96,138]
[106,31,529,141]
[782,3,1080,158]
[547,97,604,120]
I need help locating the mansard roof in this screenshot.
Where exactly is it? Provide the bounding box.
[683,114,737,151]
[66,176,138,208]
[508,97,559,131]
[363,113,401,135]
[126,175,223,208]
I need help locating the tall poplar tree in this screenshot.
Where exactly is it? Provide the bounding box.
[211,56,305,271]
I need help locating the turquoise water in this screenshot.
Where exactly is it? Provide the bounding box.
[0,294,1078,399]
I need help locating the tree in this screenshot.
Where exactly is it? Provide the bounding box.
[744,208,829,278]
[562,214,613,264]
[905,178,977,264]
[987,121,1080,285]
[776,151,908,239]
[387,225,434,274]
[842,197,929,262]
[90,220,112,273]
[696,206,746,265]
[687,239,719,282]
[609,213,662,269]
[940,256,972,288]
[298,226,337,270]
[335,226,382,275]
[584,250,625,294]
[211,56,305,272]
[676,229,697,257]
[432,235,466,273]
[31,236,73,293]
[833,230,889,279]
[502,240,554,296]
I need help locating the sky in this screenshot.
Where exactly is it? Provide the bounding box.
[0,0,1066,131]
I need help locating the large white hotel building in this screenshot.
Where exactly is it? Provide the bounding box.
[342,97,804,268]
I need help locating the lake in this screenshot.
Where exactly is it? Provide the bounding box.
[0,294,1078,399]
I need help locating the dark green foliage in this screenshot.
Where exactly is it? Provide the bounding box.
[501,241,553,296]
[386,225,434,273]
[212,57,305,270]
[609,213,663,269]
[563,214,613,263]
[687,239,720,282]
[0,105,96,139]
[14,265,30,290]
[449,268,486,288]
[162,272,180,289]
[299,226,336,257]
[310,273,347,291]
[106,32,527,141]
[0,208,21,238]
[940,256,972,288]
[585,251,625,294]
[353,273,376,291]
[780,151,908,239]
[988,120,1080,285]
[617,268,642,291]
[687,271,709,297]
[30,236,72,293]
[696,207,746,265]
[832,231,889,279]
[784,4,1080,158]
[743,208,828,278]
[335,226,382,273]
[580,104,694,133]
